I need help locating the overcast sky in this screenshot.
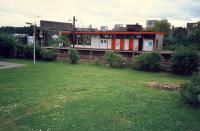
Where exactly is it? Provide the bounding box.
[0,0,200,29]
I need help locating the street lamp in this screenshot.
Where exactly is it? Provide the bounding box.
[69,16,77,48]
[25,22,36,64]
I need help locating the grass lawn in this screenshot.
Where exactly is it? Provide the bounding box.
[0,59,199,131]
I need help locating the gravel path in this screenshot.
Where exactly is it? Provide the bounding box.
[0,61,25,69]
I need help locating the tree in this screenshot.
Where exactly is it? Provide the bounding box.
[68,48,79,64]
[187,21,200,50]
[170,46,199,76]
[48,34,70,47]
[152,19,171,37]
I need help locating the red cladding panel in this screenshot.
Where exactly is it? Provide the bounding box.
[129,39,133,50]
[120,39,124,50]
[111,39,116,50]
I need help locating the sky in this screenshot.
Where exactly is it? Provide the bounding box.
[0,0,200,29]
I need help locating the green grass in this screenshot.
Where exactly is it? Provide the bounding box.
[0,59,199,131]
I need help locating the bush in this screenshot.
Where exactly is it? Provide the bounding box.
[104,51,126,68]
[40,49,57,61]
[95,58,101,66]
[180,73,200,106]
[133,52,162,72]
[17,44,41,60]
[0,34,17,58]
[113,53,126,68]
[104,51,116,67]
[68,48,79,64]
[170,46,199,76]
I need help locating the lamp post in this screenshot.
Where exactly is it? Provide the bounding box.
[26,22,36,64]
[69,16,77,48]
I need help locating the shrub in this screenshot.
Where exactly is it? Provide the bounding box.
[133,52,162,72]
[40,49,57,61]
[104,51,126,68]
[17,44,41,60]
[180,73,200,106]
[68,48,79,64]
[0,34,17,58]
[15,43,26,58]
[170,46,199,76]
[113,53,126,68]
[104,51,116,67]
[95,58,101,66]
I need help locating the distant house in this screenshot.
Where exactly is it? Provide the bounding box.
[172,27,187,40]
[186,22,198,33]
[126,24,143,32]
[146,20,158,29]
[39,20,72,46]
[113,24,127,31]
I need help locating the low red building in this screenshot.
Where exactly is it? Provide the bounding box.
[61,31,164,51]
[54,31,165,62]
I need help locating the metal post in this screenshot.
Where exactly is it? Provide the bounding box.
[33,22,36,64]
[73,16,75,48]
[89,24,92,63]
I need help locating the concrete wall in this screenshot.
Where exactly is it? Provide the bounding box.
[155,34,163,51]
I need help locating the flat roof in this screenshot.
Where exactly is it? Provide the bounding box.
[61,31,165,35]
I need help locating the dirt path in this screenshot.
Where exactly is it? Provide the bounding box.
[0,61,25,69]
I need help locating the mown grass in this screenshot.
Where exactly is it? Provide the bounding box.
[0,59,199,131]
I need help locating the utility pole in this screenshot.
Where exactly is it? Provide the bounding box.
[33,21,36,64]
[89,24,92,63]
[72,16,77,48]
[25,22,36,64]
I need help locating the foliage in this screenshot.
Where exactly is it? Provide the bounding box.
[170,46,199,76]
[113,53,126,68]
[104,51,126,68]
[133,52,162,72]
[152,19,171,37]
[0,33,17,58]
[172,27,187,44]
[15,43,27,58]
[24,44,41,59]
[0,26,33,35]
[187,22,200,50]
[163,37,179,51]
[95,58,101,66]
[48,34,70,47]
[104,51,116,67]
[68,48,79,64]
[180,72,200,106]
[40,49,57,61]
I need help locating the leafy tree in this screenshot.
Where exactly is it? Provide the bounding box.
[187,22,200,50]
[104,51,126,68]
[40,49,57,61]
[172,27,187,44]
[104,51,116,67]
[132,52,162,72]
[48,34,70,47]
[68,48,79,64]
[180,72,200,106]
[0,33,17,58]
[170,46,199,76]
[152,19,171,37]
[0,26,33,35]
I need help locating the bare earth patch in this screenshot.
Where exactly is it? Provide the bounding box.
[0,61,25,69]
[145,81,181,91]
